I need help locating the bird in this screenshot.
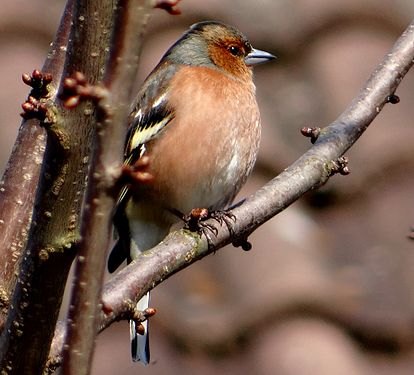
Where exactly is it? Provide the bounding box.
[108,20,275,365]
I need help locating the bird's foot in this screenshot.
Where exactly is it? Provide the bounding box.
[172,207,238,248]
[209,210,236,237]
[186,208,218,248]
[180,208,218,245]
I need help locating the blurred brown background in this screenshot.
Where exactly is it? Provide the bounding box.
[1,1,414,374]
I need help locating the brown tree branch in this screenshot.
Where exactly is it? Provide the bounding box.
[47,17,414,370]
[0,0,74,329]
[61,1,156,374]
[0,0,115,372]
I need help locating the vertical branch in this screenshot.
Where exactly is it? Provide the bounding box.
[62,1,155,374]
[0,0,74,329]
[0,0,115,373]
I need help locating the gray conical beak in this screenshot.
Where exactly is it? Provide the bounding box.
[245,48,276,66]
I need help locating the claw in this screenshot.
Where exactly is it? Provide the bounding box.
[172,207,237,249]
[210,210,236,236]
[183,208,218,236]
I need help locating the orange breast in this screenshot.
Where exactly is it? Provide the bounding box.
[135,65,261,214]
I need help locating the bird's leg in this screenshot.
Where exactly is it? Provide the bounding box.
[185,208,217,234]
[186,208,219,248]
[170,207,218,246]
[172,206,244,250]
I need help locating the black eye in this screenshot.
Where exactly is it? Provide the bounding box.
[228,45,240,56]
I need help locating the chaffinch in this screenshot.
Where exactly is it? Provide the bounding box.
[108,20,275,365]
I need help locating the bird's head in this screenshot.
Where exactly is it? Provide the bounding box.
[164,21,276,79]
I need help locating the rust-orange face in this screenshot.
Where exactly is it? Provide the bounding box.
[163,21,275,80]
[207,33,254,77]
[199,22,276,78]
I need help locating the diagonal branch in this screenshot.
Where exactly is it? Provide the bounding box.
[48,18,414,370]
[100,17,414,329]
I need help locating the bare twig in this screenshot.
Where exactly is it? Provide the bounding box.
[47,18,414,370]
[61,1,155,374]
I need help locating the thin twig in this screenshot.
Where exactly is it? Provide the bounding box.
[61,1,155,374]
